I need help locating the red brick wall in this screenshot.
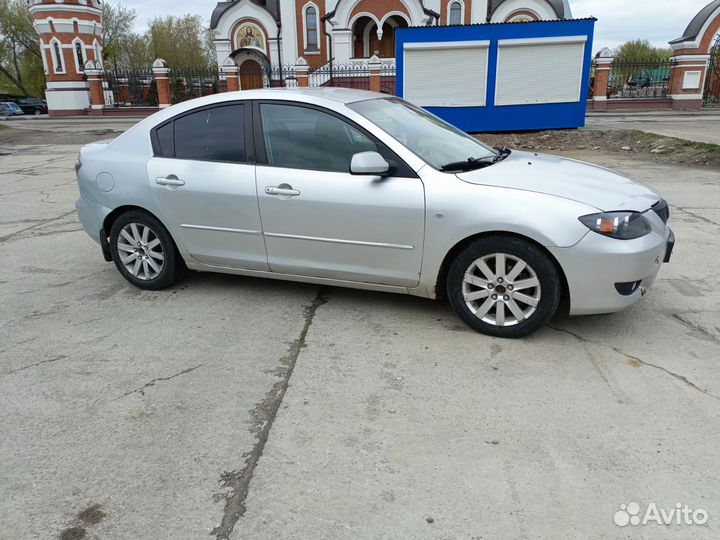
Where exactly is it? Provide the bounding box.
[349,0,410,22]
[295,0,329,69]
[440,0,471,25]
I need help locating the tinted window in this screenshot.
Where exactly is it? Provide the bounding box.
[156,122,174,157]
[173,104,245,162]
[260,104,376,172]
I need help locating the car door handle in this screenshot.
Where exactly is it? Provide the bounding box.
[265,185,300,197]
[156,175,185,187]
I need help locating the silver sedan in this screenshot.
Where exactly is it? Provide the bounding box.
[75,88,674,338]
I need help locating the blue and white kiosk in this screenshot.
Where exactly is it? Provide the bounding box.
[395,18,596,132]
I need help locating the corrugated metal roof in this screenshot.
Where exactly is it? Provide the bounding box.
[402,17,597,30]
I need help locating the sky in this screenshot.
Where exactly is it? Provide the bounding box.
[122,0,715,52]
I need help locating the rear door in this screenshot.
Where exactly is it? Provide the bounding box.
[146,102,268,270]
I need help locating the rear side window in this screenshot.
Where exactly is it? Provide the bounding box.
[155,104,246,163]
[156,122,173,156]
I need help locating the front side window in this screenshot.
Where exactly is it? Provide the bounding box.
[305,6,319,50]
[158,104,246,162]
[348,97,496,170]
[449,1,462,25]
[260,104,377,172]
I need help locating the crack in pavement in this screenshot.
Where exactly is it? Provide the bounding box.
[670,313,720,344]
[6,354,69,375]
[116,364,204,399]
[547,325,720,402]
[0,210,77,244]
[211,288,327,540]
[674,206,720,228]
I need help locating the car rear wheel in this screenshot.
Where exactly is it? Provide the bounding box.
[109,211,182,290]
[447,236,561,338]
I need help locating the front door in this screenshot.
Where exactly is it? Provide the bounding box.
[254,102,425,287]
[147,102,268,270]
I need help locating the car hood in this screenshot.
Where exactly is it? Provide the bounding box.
[456,150,661,212]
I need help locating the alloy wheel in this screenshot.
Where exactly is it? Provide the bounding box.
[462,252,542,327]
[116,222,165,280]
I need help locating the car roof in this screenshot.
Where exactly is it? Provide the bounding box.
[216,87,390,105]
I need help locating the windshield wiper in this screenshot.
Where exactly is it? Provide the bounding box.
[493,146,512,162]
[440,156,496,172]
[440,147,511,172]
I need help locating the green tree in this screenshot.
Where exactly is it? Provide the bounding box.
[0,0,43,96]
[117,33,152,70]
[101,0,137,70]
[147,15,214,69]
[614,40,672,63]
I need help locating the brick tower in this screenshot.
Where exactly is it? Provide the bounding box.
[27,0,103,116]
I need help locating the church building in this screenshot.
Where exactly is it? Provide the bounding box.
[210,0,573,86]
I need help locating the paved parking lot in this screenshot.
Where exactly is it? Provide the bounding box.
[1,128,720,540]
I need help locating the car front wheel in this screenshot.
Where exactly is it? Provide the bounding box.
[447,236,561,338]
[109,211,182,290]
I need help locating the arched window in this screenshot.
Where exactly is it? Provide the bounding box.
[75,41,85,72]
[53,41,64,73]
[449,1,463,25]
[305,5,319,50]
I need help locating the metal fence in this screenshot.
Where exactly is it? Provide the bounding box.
[608,59,673,99]
[170,68,226,104]
[704,35,720,108]
[305,62,397,94]
[104,69,158,108]
[380,64,397,95]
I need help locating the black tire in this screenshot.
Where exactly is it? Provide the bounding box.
[109,210,183,290]
[446,236,561,338]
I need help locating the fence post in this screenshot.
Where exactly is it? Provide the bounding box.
[369,55,382,93]
[295,57,309,87]
[152,58,172,109]
[592,48,613,111]
[84,60,105,115]
[221,57,240,92]
[669,54,709,109]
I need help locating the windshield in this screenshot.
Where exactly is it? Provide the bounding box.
[348,97,497,170]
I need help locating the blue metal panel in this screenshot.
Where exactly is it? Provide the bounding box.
[395,19,596,132]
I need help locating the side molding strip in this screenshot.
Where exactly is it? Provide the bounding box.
[264,232,414,250]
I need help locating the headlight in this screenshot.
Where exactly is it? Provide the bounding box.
[579,211,651,240]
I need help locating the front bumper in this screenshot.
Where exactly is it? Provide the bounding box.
[548,222,674,316]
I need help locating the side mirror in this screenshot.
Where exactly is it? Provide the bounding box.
[350,151,389,176]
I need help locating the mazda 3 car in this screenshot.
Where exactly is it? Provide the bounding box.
[75,88,674,338]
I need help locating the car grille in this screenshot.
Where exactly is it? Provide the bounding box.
[652,199,670,224]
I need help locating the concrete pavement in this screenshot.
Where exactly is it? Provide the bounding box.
[1,133,719,540]
[586,111,720,145]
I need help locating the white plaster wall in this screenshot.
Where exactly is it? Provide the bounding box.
[45,89,89,111]
[332,28,353,63]
[213,0,278,47]
[279,0,300,64]
[471,0,489,23]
